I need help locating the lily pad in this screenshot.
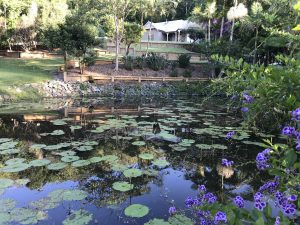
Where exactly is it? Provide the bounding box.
[0,141,18,150]
[48,189,88,202]
[0,138,12,143]
[132,141,146,146]
[51,119,67,125]
[0,199,16,212]
[61,156,80,163]
[195,144,212,150]
[62,209,92,225]
[168,214,194,225]
[71,160,91,167]
[1,163,31,173]
[58,151,76,157]
[0,148,20,155]
[124,204,149,218]
[211,144,228,150]
[5,158,25,165]
[112,182,134,192]
[0,179,14,189]
[70,125,82,131]
[77,145,94,152]
[0,212,11,224]
[89,157,103,163]
[29,159,51,167]
[139,153,154,160]
[47,162,67,171]
[111,163,128,172]
[50,130,65,136]
[10,208,47,225]
[30,198,60,210]
[123,168,143,178]
[152,159,170,168]
[101,155,119,163]
[83,141,98,146]
[145,219,171,225]
[30,144,47,150]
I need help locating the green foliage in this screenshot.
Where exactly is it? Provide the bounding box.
[178,54,191,68]
[146,53,167,71]
[123,22,144,55]
[122,55,135,71]
[211,54,300,131]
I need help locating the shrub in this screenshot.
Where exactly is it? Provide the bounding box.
[135,56,146,69]
[146,52,167,71]
[122,55,135,71]
[83,51,97,66]
[178,54,191,68]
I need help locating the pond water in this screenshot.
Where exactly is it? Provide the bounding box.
[0,97,273,225]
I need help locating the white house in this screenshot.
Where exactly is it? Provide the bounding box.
[142,20,205,42]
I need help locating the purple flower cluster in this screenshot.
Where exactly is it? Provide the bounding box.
[199,185,207,193]
[214,211,227,224]
[168,206,176,215]
[204,192,217,204]
[254,192,267,211]
[292,107,300,121]
[275,191,297,215]
[256,149,271,170]
[185,185,217,208]
[274,216,280,225]
[197,211,212,225]
[243,93,253,104]
[259,178,279,194]
[233,196,245,208]
[281,126,296,137]
[241,107,249,112]
[185,196,200,208]
[225,131,235,140]
[221,158,234,167]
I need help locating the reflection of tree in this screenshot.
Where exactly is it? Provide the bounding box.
[81,174,154,207]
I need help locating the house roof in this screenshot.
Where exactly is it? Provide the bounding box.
[144,20,204,33]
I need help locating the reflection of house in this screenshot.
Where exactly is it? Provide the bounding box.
[142,20,204,42]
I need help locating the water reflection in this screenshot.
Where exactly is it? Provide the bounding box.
[0,97,265,225]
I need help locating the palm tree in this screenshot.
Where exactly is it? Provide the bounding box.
[190,1,217,44]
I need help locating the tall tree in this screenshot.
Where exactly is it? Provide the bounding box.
[99,0,136,71]
[123,22,144,55]
[227,1,248,42]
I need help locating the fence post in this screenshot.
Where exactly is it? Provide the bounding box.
[111,76,115,83]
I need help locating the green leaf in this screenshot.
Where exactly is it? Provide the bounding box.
[282,150,297,167]
[255,216,265,225]
[112,182,134,192]
[124,204,149,218]
[63,210,92,225]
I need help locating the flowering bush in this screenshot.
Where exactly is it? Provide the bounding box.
[210,55,300,131]
[167,110,300,224]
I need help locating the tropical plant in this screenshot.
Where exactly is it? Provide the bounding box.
[190,1,217,44]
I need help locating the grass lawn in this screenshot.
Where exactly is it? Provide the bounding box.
[134,46,193,54]
[0,57,63,98]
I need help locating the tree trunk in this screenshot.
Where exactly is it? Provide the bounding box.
[253,27,258,64]
[64,51,68,72]
[115,16,119,71]
[147,21,152,55]
[126,43,132,55]
[230,19,235,42]
[208,19,211,44]
[220,0,226,39]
